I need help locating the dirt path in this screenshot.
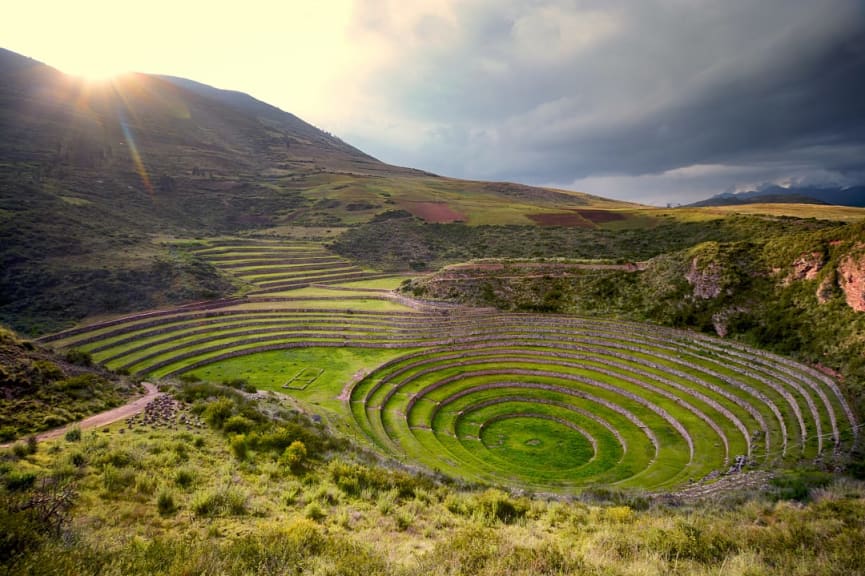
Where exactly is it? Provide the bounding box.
[1,382,162,447]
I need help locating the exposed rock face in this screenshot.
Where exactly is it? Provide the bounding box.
[816,276,835,304]
[839,251,865,312]
[787,252,825,283]
[711,307,745,338]
[686,258,722,299]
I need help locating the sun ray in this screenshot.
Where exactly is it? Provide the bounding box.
[117,104,154,196]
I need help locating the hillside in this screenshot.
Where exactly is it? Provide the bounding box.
[691,185,865,208]
[0,327,135,441]
[0,47,632,335]
[401,220,865,417]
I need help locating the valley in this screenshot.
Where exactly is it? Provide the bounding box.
[2,44,865,576]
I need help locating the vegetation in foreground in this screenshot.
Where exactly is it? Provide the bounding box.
[0,327,135,442]
[2,380,864,576]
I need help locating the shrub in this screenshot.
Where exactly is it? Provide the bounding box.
[135,474,157,496]
[283,483,301,506]
[376,489,398,515]
[64,349,93,366]
[68,451,86,467]
[98,448,135,468]
[444,493,470,516]
[230,435,248,461]
[304,502,326,521]
[222,378,250,391]
[174,467,196,489]
[223,415,255,435]
[192,486,248,517]
[41,414,67,429]
[473,489,528,525]
[770,470,834,502]
[64,426,81,442]
[202,397,235,429]
[0,427,16,442]
[604,505,634,523]
[280,441,307,473]
[157,489,177,516]
[11,442,29,459]
[647,520,738,564]
[102,464,135,494]
[395,509,414,531]
[4,470,37,492]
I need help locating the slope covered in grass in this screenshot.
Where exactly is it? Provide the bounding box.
[0,327,134,442]
[1,380,863,575]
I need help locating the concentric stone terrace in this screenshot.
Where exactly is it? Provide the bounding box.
[348,318,858,491]
[41,239,859,492]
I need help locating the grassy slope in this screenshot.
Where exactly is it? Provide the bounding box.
[2,381,863,576]
[0,327,135,441]
[403,220,865,421]
[0,48,641,336]
[329,213,840,271]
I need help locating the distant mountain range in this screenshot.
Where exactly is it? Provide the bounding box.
[690,185,865,207]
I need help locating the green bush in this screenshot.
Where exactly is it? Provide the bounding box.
[0,426,17,442]
[202,397,235,429]
[157,489,177,516]
[68,451,86,467]
[304,502,326,521]
[223,415,255,434]
[328,459,430,499]
[11,442,29,459]
[135,474,157,496]
[102,464,135,494]
[4,470,37,492]
[230,434,248,460]
[473,489,528,525]
[280,440,307,473]
[174,467,196,489]
[98,448,135,468]
[191,486,248,517]
[64,349,93,367]
[770,470,834,502]
[64,426,81,442]
[648,520,738,564]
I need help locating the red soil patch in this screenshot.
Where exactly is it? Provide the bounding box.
[526,212,593,227]
[527,209,627,226]
[574,209,626,223]
[405,202,465,223]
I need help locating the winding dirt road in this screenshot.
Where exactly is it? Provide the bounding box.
[1,382,162,447]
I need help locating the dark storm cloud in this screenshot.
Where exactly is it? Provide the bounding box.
[344,0,865,204]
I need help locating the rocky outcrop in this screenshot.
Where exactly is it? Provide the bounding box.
[786,252,825,284]
[711,307,745,338]
[839,250,865,312]
[816,277,835,304]
[686,258,722,299]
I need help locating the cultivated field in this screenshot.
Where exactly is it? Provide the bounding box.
[41,239,859,493]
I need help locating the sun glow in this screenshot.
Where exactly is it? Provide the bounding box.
[61,61,129,83]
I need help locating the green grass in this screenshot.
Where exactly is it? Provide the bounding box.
[189,347,412,414]
[6,389,864,576]
[330,276,408,290]
[36,237,858,493]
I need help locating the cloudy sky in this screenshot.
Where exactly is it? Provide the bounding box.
[4,1,864,205]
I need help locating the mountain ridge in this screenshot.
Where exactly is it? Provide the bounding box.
[690,185,865,207]
[0,46,632,334]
